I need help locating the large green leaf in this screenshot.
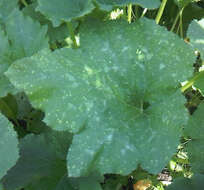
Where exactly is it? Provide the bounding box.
[0,113,19,180]
[187,19,204,54]
[95,0,161,11]
[166,174,204,190]
[184,102,204,173]
[36,0,94,27]
[6,18,194,176]
[2,129,73,190]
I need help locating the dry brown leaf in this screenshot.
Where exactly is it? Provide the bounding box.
[133,179,152,190]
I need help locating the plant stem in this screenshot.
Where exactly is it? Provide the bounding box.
[21,0,28,6]
[141,8,147,18]
[170,7,184,33]
[155,0,167,24]
[181,71,204,92]
[170,11,180,32]
[128,4,132,23]
[179,8,184,38]
[134,5,139,19]
[66,22,78,48]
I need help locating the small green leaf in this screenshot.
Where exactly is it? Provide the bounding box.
[187,19,204,54]
[36,0,95,27]
[0,93,18,120]
[0,75,16,98]
[96,0,160,11]
[0,113,19,180]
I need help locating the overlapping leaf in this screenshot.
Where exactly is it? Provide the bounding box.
[174,0,193,9]
[36,0,160,27]
[36,0,95,27]
[2,129,73,190]
[0,0,18,23]
[0,113,19,180]
[95,0,161,11]
[167,174,204,190]
[184,102,204,173]
[23,3,78,43]
[6,18,194,176]
[187,19,204,54]
[0,8,49,97]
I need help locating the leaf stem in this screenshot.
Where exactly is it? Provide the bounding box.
[134,5,139,19]
[170,7,184,33]
[179,8,184,38]
[155,0,167,24]
[141,8,147,18]
[128,4,132,23]
[181,71,204,92]
[66,22,78,48]
[21,0,28,7]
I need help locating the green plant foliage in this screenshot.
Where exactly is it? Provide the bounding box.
[0,0,18,23]
[22,3,78,43]
[187,18,204,54]
[0,8,49,96]
[2,129,73,190]
[95,0,161,11]
[36,0,95,27]
[0,113,19,180]
[5,8,49,60]
[1,1,204,189]
[193,71,204,93]
[174,0,194,9]
[184,102,204,173]
[166,174,204,190]
[6,18,194,177]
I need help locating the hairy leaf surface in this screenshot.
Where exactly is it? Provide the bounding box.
[0,113,19,180]
[6,18,194,176]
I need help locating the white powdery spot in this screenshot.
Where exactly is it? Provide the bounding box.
[121,149,126,155]
[121,46,129,52]
[159,63,166,70]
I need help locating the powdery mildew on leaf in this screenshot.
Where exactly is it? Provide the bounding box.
[6,18,194,176]
[0,113,19,180]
